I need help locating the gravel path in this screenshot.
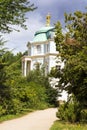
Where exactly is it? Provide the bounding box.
[0,108,57,130]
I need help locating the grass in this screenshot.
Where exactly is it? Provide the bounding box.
[0,109,34,123]
[0,105,50,123]
[50,120,87,130]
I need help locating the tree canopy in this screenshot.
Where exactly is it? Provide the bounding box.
[0,0,35,84]
[54,10,87,107]
[0,0,36,33]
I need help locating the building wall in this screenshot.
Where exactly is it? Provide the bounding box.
[49,55,57,72]
[22,25,68,101]
[32,57,44,68]
[27,39,58,74]
[29,40,57,56]
[49,41,57,53]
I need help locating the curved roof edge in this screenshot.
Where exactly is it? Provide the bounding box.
[35,26,55,36]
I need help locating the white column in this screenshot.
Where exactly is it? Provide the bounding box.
[24,60,27,76]
[22,61,24,76]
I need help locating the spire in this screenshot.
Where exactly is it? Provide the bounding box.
[46,13,51,26]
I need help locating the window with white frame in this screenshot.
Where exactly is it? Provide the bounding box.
[37,45,41,54]
[47,44,49,52]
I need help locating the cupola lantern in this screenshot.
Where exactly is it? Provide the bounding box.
[46,13,51,26]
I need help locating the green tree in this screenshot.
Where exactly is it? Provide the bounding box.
[0,0,35,84]
[0,0,38,117]
[54,10,87,107]
[27,64,58,107]
[0,0,36,33]
[0,38,7,85]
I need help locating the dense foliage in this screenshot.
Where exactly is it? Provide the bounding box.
[0,0,57,119]
[0,0,35,33]
[53,9,87,123]
[54,10,87,107]
[0,48,58,117]
[27,63,58,106]
[56,95,87,123]
[0,0,35,86]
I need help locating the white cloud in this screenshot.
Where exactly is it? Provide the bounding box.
[3,13,44,54]
[2,0,87,54]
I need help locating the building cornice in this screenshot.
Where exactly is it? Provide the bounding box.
[45,53,58,57]
[21,56,32,61]
[22,52,58,60]
[27,38,54,47]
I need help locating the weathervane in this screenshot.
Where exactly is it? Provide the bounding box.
[46,13,51,26]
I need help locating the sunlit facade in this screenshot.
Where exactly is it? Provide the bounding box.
[22,15,68,101]
[22,21,58,76]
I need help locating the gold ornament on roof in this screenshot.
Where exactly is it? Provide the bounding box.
[46,13,51,26]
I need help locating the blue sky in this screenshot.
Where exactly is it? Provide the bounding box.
[4,0,87,54]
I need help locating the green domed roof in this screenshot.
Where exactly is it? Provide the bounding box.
[33,26,55,42]
[35,26,54,35]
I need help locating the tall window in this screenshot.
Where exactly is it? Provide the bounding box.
[47,44,49,52]
[37,45,41,53]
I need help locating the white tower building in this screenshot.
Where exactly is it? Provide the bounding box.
[22,14,58,76]
[22,14,68,101]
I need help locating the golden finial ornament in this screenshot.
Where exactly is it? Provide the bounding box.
[46,13,51,26]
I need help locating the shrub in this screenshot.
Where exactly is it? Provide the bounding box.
[56,102,77,123]
[0,105,6,116]
[56,96,82,123]
[80,109,87,123]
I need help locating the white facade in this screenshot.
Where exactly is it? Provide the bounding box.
[21,19,68,101]
[22,26,58,76]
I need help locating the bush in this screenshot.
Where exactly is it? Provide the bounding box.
[0,105,6,116]
[27,69,58,107]
[0,62,58,117]
[56,102,78,123]
[80,109,87,123]
[56,96,83,123]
